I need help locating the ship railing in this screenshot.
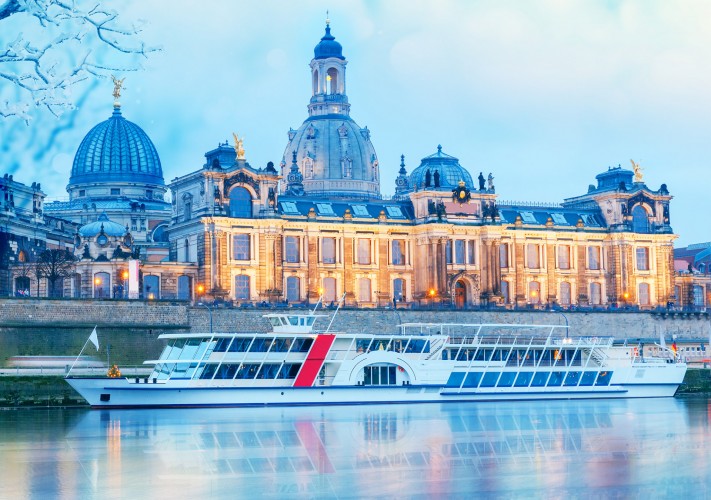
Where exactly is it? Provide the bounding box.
[0,365,152,377]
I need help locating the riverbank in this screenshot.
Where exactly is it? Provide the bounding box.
[1,369,709,408]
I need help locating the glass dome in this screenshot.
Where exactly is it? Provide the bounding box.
[407,145,474,192]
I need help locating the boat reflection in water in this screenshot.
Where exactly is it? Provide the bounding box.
[34,398,706,498]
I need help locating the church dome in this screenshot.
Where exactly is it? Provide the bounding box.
[79,213,127,237]
[314,24,344,60]
[407,145,475,192]
[70,106,164,187]
[282,117,380,198]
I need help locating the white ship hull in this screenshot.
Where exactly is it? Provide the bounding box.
[66,315,688,408]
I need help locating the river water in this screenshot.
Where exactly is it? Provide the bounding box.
[1,397,710,498]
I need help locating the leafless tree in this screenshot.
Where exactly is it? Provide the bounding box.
[1,0,158,121]
[35,247,76,297]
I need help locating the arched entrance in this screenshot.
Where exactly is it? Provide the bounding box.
[454,280,467,309]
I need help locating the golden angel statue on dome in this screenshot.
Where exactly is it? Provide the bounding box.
[233,132,245,160]
[630,159,644,183]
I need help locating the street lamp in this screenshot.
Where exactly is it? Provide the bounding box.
[94,277,102,298]
[561,313,571,344]
[197,302,213,333]
[428,288,436,309]
[121,270,129,298]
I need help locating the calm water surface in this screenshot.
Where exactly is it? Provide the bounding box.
[1,397,710,499]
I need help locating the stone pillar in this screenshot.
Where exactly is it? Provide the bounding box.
[546,243,556,304]
[514,241,526,306]
[480,240,492,298]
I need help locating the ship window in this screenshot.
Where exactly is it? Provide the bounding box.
[292,338,313,352]
[257,364,280,379]
[445,372,465,387]
[178,338,201,360]
[228,338,252,352]
[547,372,565,386]
[580,371,597,386]
[480,372,500,388]
[564,371,581,386]
[277,363,301,379]
[199,363,218,380]
[213,338,232,352]
[531,372,550,387]
[288,316,299,326]
[363,365,398,386]
[495,372,514,387]
[595,371,613,386]
[464,372,483,388]
[250,338,275,352]
[236,364,260,379]
[514,372,533,387]
[215,364,239,380]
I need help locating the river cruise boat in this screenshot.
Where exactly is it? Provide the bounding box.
[66,312,687,408]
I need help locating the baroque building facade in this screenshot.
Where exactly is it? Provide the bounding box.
[168,23,678,309]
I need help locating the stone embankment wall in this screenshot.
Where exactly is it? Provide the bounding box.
[0,299,709,367]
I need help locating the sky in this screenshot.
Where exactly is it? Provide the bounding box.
[4,0,711,246]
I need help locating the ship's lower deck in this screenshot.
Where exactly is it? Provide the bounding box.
[67,378,682,408]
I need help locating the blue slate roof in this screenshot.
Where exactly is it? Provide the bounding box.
[70,106,164,186]
[79,213,126,237]
[407,145,475,192]
[498,204,606,228]
[44,197,170,213]
[278,197,414,222]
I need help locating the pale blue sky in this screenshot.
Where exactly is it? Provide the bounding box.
[7,0,711,246]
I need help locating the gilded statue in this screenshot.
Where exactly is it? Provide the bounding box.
[111,75,125,103]
[232,132,246,160]
[630,159,643,183]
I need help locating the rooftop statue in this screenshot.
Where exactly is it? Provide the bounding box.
[111,75,125,105]
[630,159,643,183]
[233,133,246,160]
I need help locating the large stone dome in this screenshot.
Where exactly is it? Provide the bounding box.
[408,145,475,192]
[281,23,380,199]
[282,117,379,198]
[70,106,164,187]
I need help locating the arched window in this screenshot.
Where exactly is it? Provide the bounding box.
[631,205,650,233]
[286,276,300,302]
[94,272,110,298]
[183,200,191,222]
[312,69,319,95]
[17,250,28,263]
[393,278,404,301]
[234,275,250,301]
[229,187,252,218]
[303,158,314,178]
[590,282,602,305]
[327,67,339,94]
[358,278,371,302]
[323,277,336,302]
[529,281,541,304]
[177,275,192,301]
[143,275,160,300]
[560,282,571,305]
[15,276,30,296]
[638,283,650,306]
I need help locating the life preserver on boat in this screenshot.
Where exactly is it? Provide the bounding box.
[398,366,405,372]
[632,347,639,357]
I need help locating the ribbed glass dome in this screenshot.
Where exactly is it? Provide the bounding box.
[70,107,164,186]
[407,145,474,192]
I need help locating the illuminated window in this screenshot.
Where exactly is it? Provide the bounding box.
[322,237,336,264]
[358,278,371,302]
[323,277,336,302]
[590,282,602,305]
[356,239,371,265]
[560,282,571,305]
[527,244,540,269]
[232,234,250,261]
[639,283,650,305]
[500,244,509,268]
[529,281,541,304]
[391,240,405,265]
[558,245,570,270]
[588,246,601,270]
[636,247,650,271]
[285,236,299,263]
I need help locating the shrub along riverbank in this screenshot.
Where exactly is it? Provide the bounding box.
[1,369,710,408]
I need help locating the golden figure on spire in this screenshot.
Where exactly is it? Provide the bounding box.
[630,159,644,183]
[111,75,125,107]
[233,132,246,160]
